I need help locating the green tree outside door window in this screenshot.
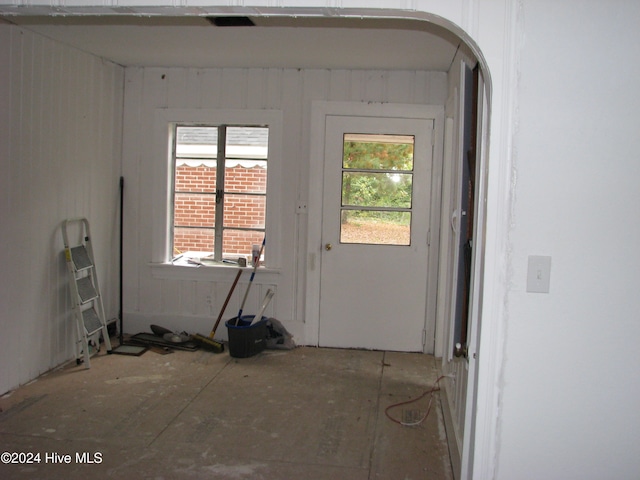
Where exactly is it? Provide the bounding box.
[340,134,415,245]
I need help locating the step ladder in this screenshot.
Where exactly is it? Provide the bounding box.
[62,218,112,368]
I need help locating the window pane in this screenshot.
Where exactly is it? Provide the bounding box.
[171,124,269,263]
[176,126,218,159]
[340,210,411,246]
[223,229,266,259]
[343,134,414,171]
[339,133,414,246]
[173,227,215,255]
[175,164,217,193]
[173,193,216,227]
[342,172,412,208]
[225,161,267,194]
[223,194,266,229]
[226,126,269,159]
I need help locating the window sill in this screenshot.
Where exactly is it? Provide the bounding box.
[150,260,281,283]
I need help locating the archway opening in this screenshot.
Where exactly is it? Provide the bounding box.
[1,8,492,479]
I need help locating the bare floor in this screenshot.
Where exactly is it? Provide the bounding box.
[0,344,453,479]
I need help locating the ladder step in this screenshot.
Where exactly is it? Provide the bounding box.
[76,276,98,304]
[70,245,94,271]
[82,308,103,336]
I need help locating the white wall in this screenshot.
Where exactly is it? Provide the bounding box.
[497,2,640,478]
[121,66,447,341]
[0,24,124,394]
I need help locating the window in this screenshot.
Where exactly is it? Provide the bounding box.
[171,124,268,263]
[340,133,415,245]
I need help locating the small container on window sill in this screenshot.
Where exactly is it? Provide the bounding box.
[251,244,261,266]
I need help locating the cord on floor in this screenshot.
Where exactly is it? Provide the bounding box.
[384,375,446,427]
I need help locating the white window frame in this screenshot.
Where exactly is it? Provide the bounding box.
[151,108,283,278]
[171,124,269,262]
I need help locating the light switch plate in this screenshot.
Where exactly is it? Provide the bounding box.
[527,255,551,293]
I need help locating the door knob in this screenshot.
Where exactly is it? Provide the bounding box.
[325,243,332,251]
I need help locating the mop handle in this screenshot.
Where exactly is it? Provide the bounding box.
[250,289,275,325]
[236,236,265,323]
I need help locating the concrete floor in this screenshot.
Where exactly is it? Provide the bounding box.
[0,343,453,479]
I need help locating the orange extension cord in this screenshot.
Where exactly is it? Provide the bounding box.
[384,375,446,427]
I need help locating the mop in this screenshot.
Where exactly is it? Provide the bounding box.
[235,236,265,325]
[249,289,275,325]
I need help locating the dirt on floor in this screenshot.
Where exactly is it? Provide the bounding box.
[340,220,410,245]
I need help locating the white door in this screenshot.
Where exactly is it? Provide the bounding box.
[318,115,434,351]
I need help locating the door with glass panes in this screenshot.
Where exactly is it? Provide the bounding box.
[319,115,434,351]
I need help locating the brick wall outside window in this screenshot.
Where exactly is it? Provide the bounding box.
[173,163,266,257]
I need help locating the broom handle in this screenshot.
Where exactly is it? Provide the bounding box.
[236,236,265,324]
[210,269,242,338]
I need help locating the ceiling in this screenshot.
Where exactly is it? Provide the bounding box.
[1,15,461,71]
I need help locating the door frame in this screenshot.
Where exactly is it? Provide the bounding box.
[305,101,444,353]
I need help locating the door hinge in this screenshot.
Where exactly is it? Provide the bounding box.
[422,329,427,347]
[427,230,431,246]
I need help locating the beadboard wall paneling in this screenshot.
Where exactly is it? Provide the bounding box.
[0,25,124,395]
[121,66,447,340]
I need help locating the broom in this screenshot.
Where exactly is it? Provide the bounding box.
[192,269,243,353]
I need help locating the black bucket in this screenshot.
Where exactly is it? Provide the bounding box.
[225,315,267,358]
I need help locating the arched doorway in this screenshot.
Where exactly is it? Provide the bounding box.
[1,7,493,479]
